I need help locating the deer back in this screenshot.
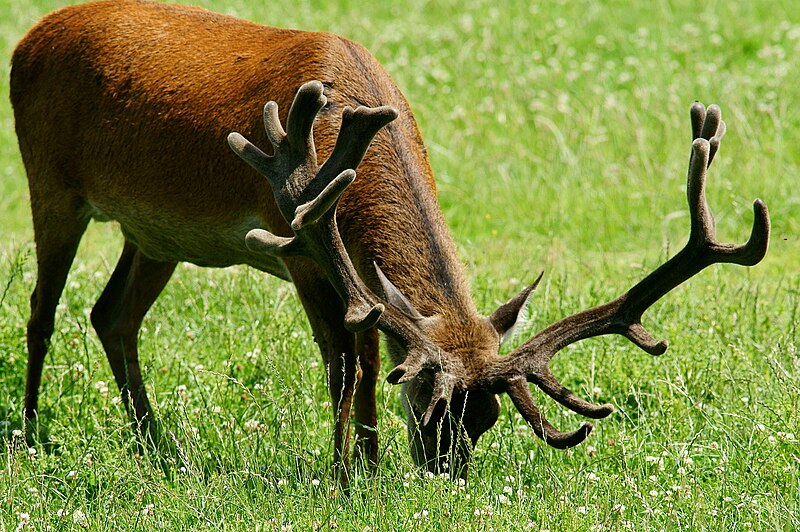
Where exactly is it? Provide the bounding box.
[10,0,476,322]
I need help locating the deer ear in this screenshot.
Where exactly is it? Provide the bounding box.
[375,263,424,321]
[488,272,543,344]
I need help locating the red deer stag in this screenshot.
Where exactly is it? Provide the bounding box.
[11,0,769,482]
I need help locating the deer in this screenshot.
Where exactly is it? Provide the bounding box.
[11,0,769,484]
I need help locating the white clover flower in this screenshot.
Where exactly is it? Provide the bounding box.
[71,363,86,380]
[18,512,31,526]
[73,509,89,529]
[311,479,320,487]
[95,381,109,397]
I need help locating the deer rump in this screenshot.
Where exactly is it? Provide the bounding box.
[11,0,769,483]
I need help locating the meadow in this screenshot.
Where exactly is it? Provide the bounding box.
[1,0,798,529]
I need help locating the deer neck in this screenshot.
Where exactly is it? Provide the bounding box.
[336,118,483,331]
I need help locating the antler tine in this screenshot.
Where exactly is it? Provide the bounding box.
[320,106,399,180]
[690,101,705,140]
[284,80,326,157]
[262,101,286,148]
[386,347,455,426]
[506,378,593,449]
[529,363,614,419]
[698,103,721,141]
[485,102,770,448]
[386,358,423,385]
[422,371,456,426]
[228,80,399,331]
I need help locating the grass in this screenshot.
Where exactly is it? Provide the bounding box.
[1,0,799,529]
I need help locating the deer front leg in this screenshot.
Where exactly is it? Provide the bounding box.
[291,264,358,486]
[328,347,358,486]
[353,328,380,469]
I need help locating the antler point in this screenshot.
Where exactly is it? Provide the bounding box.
[386,365,407,385]
[650,340,669,356]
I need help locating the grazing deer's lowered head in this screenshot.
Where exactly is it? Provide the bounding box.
[11,0,769,483]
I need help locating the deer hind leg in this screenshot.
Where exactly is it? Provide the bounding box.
[90,240,176,449]
[25,193,90,429]
[291,267,360,485]
[353,328,380,470]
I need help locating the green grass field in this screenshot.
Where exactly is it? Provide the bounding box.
[1,0,798,529]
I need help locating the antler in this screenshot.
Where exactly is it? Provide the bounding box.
[485,102,770,448]
[227,81,398,331]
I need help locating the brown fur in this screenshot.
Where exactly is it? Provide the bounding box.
[12,0,500,480]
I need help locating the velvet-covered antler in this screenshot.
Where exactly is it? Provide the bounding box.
[228,81,398,331]
[483,102,770,448]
